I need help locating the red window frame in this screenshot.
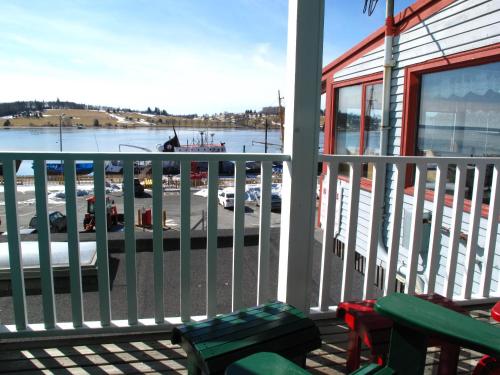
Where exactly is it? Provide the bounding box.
[330,72,383,157]
[401,43,500,217]
[323,72,383,190]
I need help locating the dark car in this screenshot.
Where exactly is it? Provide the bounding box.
[29,211,67,233]
[256,193,281,211]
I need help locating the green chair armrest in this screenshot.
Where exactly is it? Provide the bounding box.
[375,294,500,357]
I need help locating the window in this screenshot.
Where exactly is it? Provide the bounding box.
[416,61,500,202]
[417,62,500,158]
[334,81,382,177]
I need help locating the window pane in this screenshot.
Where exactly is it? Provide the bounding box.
[363,83,383,155]
[417,61,500,203]
[335,85,361,155]
[417,61,500,157]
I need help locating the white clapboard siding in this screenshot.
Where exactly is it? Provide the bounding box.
[333,46,385,81]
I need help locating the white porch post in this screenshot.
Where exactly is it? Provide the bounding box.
[278,0,324,312]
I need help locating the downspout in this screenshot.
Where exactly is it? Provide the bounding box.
[378,0,395,261]
[379,0,395,156]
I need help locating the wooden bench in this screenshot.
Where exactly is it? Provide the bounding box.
[171,301,321,374]
[337,294,466,374]
[352,293,500,375]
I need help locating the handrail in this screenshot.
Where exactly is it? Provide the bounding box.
[0,151,290,162]
[320,154,500,163]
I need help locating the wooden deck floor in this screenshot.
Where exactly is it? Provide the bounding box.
[0,305,496,374]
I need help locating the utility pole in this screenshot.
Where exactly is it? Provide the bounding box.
[264,119,268,153]
[278,90,284,143]
[59,113,65,152]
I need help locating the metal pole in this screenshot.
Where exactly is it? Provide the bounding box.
[59,115,63,152]
[265,119,268,153]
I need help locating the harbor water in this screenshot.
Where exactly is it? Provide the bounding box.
[0,127,324,175]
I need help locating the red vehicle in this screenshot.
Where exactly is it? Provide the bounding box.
[83,196,122,231]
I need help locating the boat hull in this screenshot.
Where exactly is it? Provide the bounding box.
[46,162,94,175]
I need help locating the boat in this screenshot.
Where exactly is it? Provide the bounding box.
[44,161,94,175]
[0,160,22,176]
[104,144,153,174]
[158,128,233,176]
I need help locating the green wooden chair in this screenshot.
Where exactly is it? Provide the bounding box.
[351,293,500,375]
[225,294,500,375]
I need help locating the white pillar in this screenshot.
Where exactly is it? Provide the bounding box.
[278,0,324,313]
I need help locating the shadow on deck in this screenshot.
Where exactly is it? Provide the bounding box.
[0,305,495,374]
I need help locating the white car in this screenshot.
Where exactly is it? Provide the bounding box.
[218,188,235,209]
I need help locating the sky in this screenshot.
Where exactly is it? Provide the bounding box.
[0,0,415,114]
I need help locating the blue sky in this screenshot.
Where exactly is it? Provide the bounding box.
[0,0,414,114]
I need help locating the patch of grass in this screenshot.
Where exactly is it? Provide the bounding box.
[8,109,119,127]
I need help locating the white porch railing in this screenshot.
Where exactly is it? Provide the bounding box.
[0,151,289,338]
[1,153,499,338]
[314,155,500,316]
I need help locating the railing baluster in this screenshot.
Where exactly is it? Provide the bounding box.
[180,160,191,322]
[64,159,83,327]
[480,164,500,297]
[319,160,338,310]
[384,162,405,296]
[363,161,385,300]
[152,160,165,322]
[232,160,246,311]
[3,159,27,330]
[341,162,361,302]
[33,159,56,328]
[461,162,486,300]
[405,162,426,295]
[257,161,273,305]
[445,162,467,299]
[123,160,138,325]
[425,162,447,294]
[206,160,218,317]
[93,159,111,326]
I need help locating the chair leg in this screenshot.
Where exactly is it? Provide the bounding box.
[384,323,428,375]
[187,357,201,375]
[437,342,460,375]
[347,330,362,371]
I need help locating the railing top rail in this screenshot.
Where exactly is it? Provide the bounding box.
[0,152,291,162]
[319,154,500,164]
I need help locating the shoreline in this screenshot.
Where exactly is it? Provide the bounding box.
[0,123,283,131]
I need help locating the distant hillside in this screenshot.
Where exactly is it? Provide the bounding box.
[0,100,97,117]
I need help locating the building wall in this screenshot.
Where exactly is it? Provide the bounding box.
[325,0,500,296]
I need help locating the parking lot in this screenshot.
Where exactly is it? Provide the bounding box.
[0,184,282,234]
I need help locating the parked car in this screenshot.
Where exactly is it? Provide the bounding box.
[218,188,235,209]
[28,211,67,233]
[256,193,281,210]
